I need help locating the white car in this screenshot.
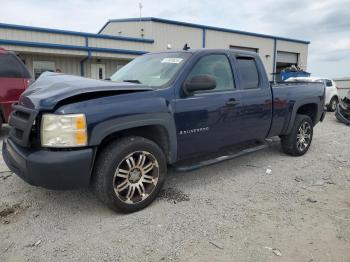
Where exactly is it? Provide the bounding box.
[285,77,339,112]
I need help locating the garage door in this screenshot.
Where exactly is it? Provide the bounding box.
[277,51,298,64]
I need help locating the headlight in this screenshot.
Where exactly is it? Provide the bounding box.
[41,114,87,148]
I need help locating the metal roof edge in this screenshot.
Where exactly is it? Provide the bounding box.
[107,17,310,44]
[0,39,148,55]
[333,77,350,81]
[0,22,154,43]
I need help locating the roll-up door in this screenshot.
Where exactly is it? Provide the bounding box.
[276,51,298,64]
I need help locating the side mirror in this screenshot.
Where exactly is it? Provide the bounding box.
[184,75,216,94]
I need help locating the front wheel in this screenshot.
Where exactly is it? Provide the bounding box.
[281,115,313,156]
[92,136,167,213]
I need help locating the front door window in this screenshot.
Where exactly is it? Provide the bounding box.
[186,54,235,91]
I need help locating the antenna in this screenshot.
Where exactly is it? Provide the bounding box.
[139,3,143,20]
[139,3,144,37]
[183,43,190,51]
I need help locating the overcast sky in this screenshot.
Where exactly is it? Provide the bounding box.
[1,0,349,78]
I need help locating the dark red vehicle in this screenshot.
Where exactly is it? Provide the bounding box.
[0,47,31,127]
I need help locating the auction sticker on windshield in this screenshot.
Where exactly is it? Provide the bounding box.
[161,58,183,64]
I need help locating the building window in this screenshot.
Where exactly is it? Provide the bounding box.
[33,61,55,79]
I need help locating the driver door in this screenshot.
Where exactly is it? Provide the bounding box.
[174,53,244,160]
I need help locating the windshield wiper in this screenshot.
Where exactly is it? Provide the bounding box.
[123,79,141,84]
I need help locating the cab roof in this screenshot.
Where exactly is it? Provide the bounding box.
[152,48,259,57]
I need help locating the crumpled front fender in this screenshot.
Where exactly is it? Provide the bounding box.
[335,103,350,126]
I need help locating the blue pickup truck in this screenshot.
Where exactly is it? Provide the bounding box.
[3,49,325,212]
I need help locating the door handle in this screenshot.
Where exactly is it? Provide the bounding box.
[225,98,240,106]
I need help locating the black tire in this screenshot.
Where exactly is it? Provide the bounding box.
[327,96,338,112]
[92,136,167,213]
[281,114,313,156]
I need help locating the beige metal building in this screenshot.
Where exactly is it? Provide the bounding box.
[0,17,310,81]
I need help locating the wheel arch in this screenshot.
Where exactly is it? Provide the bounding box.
[296,103,318,123]
[89,113,178,164]
[331,95,339,101]
[284,99,321,134]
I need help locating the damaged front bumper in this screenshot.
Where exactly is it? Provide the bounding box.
[3,138,94,190]
[335,95,350,126]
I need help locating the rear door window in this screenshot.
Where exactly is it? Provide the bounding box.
[0,53,28,78]
[236,57,259,89]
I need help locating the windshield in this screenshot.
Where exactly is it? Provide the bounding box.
[110,52,191,88]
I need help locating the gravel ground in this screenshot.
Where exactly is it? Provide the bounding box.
[0,113,349,262]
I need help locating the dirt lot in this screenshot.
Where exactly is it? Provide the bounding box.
[0,113,349,262]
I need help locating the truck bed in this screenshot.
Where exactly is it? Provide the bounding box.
[268,82,325,137]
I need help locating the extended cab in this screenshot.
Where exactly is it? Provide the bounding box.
[3,49,325,212]
[0,48,32,127]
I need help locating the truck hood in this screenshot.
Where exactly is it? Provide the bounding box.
[19,72,153,110]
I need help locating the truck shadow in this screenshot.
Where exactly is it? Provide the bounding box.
[7,141,283,217]
[167,142,283,185]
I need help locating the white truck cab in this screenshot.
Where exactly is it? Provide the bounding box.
[286,77,339,112]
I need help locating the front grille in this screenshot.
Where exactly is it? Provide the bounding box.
[8,104,38,147]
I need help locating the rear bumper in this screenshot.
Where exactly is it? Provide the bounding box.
[3,138,94,190]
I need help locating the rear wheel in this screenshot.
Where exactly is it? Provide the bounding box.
[327,96,338,112]
[281,114,313,156]
[92,136,167,213]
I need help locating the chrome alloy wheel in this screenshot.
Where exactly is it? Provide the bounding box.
[113,151,159,204]
[296,122,312,152]
[331,99,337,111]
